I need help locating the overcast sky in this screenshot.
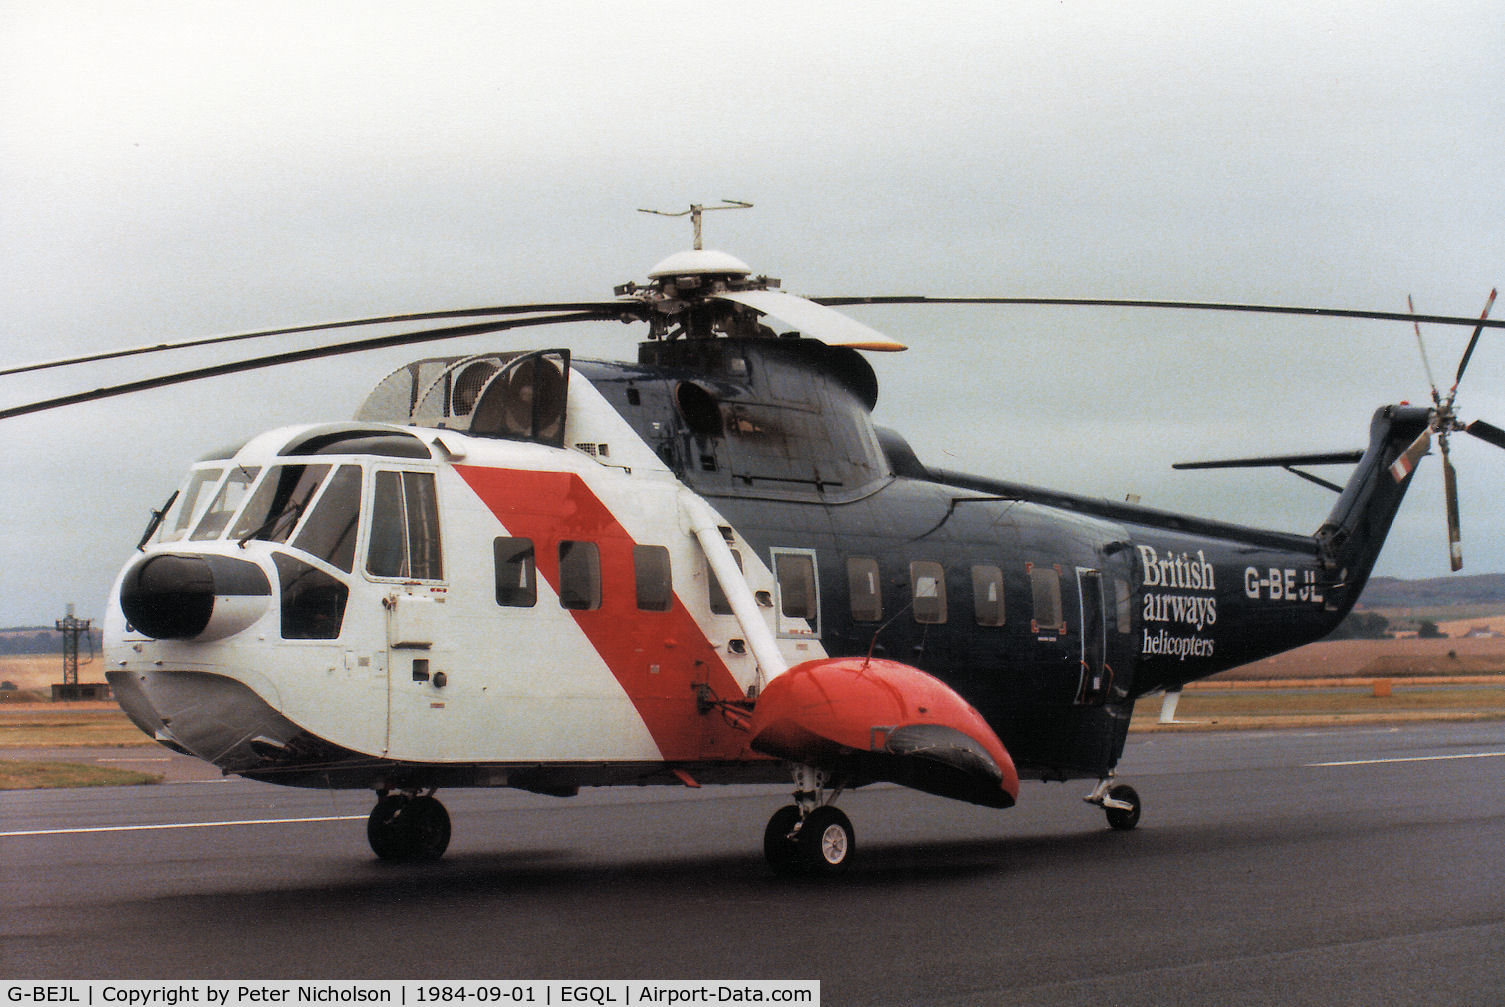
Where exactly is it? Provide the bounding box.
[3,1,1504,627]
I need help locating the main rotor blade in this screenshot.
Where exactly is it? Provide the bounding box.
[1442,440,1463,571]
[1388,426,1433,483]
[0,301,638,379]
[1450,287,1498,394]
[713,289,908,351]
[0,310,617,422]
[1464,418,1505,451]
[1172,450,1365,470]
[1408,293,1442,406]
[813,295,1505,331]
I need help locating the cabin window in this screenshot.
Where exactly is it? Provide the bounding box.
[190,466,260,540]
[273,553,348,640]
[292,465,362,572]
[1029,563,1065,633]
[847,557,882,622]
[775,551,819,620]
[493,537,537,607]
[558,540,602,611]
[634,545,673,612]
[1114,577,1133,634]
[910,561,948,624]
[707,549,743,615]
[162,467,223,543]
[971,565,1005,627]
[367,470,443,581]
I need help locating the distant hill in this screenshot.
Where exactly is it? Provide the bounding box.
[0,626,104,656]
[1357,574,1505,609]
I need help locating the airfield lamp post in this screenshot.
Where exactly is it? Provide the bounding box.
[54,603,91,701]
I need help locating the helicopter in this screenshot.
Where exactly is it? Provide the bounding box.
[4,202,1502,875]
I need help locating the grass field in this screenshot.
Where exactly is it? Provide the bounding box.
[0,654,108,695]
[0,708,151,748]
[0,760,161,789]
[1209,634,1505,680]
[1132,681,1505,728]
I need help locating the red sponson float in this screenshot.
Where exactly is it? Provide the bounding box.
[748,656,1019,808]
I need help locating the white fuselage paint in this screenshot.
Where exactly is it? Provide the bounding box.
[104,370,823,773]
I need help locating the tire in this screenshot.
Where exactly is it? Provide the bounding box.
[1105,784,1141,831]
[367,793,452,861]
[405,795,452,860]
[763,805,802,876]
[367,794,414,860]
[797,806,854,875]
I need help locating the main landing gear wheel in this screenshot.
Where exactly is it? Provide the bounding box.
[1104,784,1141,831]
[1084,779,1142,831]
[799,806,855,875]
[763,804,803,876]
[763,804,856,876]
[368,792,452,861]
[1107,782,1137,830]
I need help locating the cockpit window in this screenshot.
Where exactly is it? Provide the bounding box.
[292,465,362,572]
[157,467,223,544]
[367,470,443,580]
[190,467,261,540]
[229,465,332,545]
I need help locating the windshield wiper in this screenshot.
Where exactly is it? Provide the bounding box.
[237,500,304,548]
[136,490,180,551]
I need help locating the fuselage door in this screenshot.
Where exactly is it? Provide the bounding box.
[1075,568,1110,706]
[771,547,821,641]
[365,467,449,756]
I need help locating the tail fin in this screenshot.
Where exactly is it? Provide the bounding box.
[1313,404,1433,606]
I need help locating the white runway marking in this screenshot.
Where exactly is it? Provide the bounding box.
[1309,751,1505,768]
[0,814,366,839]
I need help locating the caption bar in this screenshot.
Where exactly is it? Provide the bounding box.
[3,984,818,1007]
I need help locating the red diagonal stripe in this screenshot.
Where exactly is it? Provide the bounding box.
[456,465,750,760]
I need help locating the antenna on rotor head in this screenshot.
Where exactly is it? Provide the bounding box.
[638,200,753,250]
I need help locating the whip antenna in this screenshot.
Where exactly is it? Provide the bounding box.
[638,200,753,249]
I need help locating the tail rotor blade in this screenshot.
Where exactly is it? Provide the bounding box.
[1451,287,1498,396]
[1464,418,1505,451]
[1388,426,1432,483]
[1442,441,1463,571]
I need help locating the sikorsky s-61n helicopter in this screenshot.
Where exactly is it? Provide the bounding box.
[6,201,1502,874]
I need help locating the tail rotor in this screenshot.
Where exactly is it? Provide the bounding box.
[1396,288,1500,571]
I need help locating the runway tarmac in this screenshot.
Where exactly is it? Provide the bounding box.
[4,723,1504,1005]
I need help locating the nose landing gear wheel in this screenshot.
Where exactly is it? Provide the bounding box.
[368,792,452,861]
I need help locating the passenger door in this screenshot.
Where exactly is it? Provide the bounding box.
[1075,568,1109,705]
[366,468,450,757]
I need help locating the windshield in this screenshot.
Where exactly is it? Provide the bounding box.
[166,460,365,574]
[190,467,261,540]
[153,466,224,544]
[229,464,332,545]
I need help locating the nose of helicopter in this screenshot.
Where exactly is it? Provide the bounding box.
[118,552,272,640]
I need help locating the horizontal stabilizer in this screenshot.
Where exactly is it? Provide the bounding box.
[1173,450,1364,470]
